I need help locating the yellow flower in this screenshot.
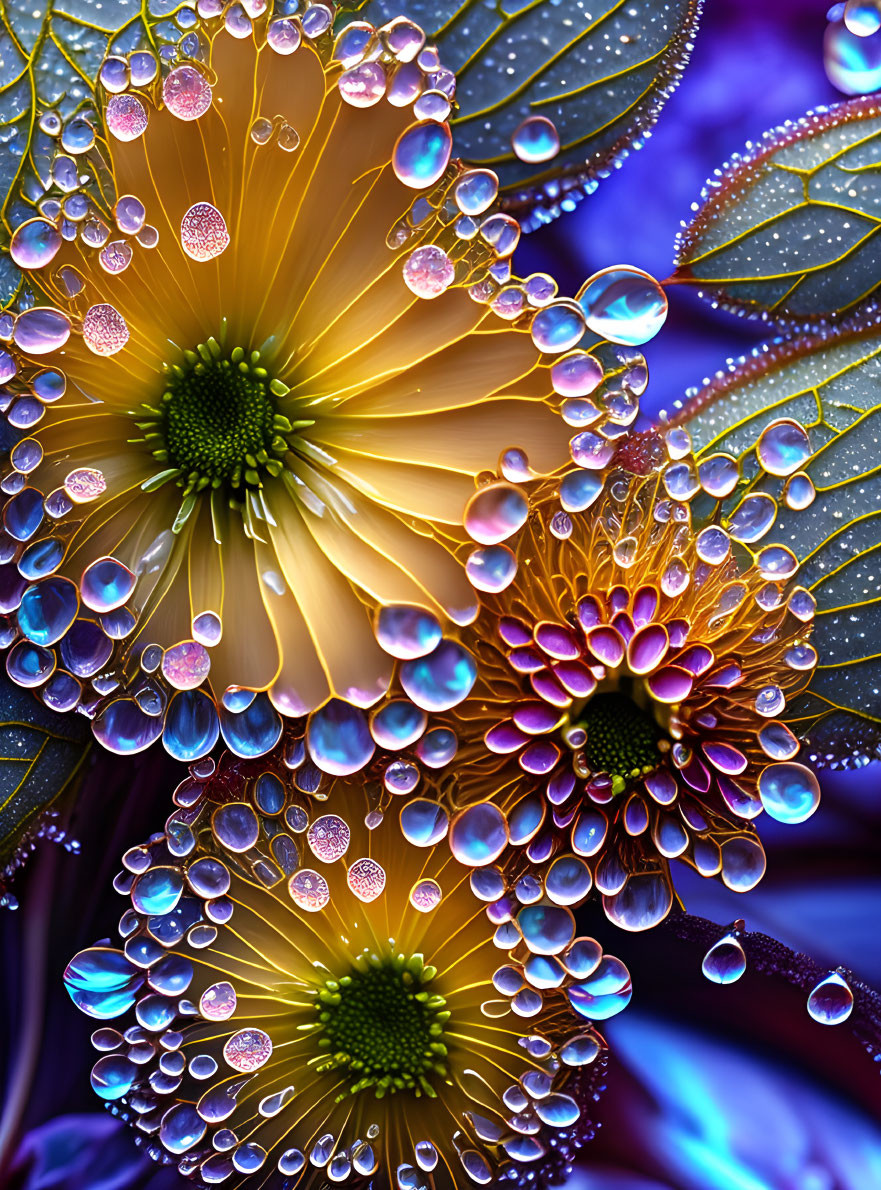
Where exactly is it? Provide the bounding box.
[3,6,571,757]
[64,757,629,1185]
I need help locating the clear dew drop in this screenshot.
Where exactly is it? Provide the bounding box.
[511,115,560,163]
[578,266,668,345]
[701,933,747,984]
[465,544,517,592]
[784,471,816,509]
[758,762,821,824]
[807,971,854,1025]
[338,60,387,107]
[756,419,812,476]
[454,169,499,215]
[825,10,881,93]
[393,120,452,189]
[10,219,62,269]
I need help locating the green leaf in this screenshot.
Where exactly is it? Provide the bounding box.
[0,673,90,900]
[346,0,703,228]
[672,95,881,328]
[666,327,881,766]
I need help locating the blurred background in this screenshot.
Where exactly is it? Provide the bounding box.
[4,2,881,1187]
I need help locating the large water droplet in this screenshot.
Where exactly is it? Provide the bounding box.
[602,874,673,931]
[449,803,508,865]
[464,482,528,545]
[825,12,881,92]
[807,971,854,1024]
[81,556,135,612]
[13,307,71,354]
[11,219,62,269]
[374,604,442,659]
[511,115,560,163]
[578,267,667,345]
[399,639,477,711]
[393,121,452,188]
[18,576,79,645]
[701,933,747,984]
[756,419,811,476]
[400,798,449,847]
[530,301,586,353]
[758,762,821,823]
[307,699,375,775]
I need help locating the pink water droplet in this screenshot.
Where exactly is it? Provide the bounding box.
[64,468,106,503]
[223,1028,272,1072]
[288,868,329,912]
[161,639,211,690]
[106,94,148,141]
[402,245,455,298]
[83,303,129,356]
[98,240,133,274]
[307,814,350,863]
[180,202,229,262]
[163,65,212,121]
[347,857,386,903]
[200,982,237,1020]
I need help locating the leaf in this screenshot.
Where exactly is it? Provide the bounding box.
[665,326,881,766]
[672,95,881,328]
[0,0,184,307]
[345,0,703,228]
[0,673,90,898]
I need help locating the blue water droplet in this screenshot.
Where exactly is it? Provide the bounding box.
[453,169,499,215]
[845,0,881,35]
[306,698,375,775]
[578,267,667,345]
[400,798,449,847]
[758,762,821,824]
[4,487,44,541]
[375,604,442,659]
[163,689,220,761]
[701,933,747,984]
[81,556,136,612]
[159,1103,207,1154]
[370,699,427,749]
[18,536,64,580]
[10,218,62,269]
[530,301,586,353]
[416,726,457,768]
[518,904,575,955]
[42,669,81,711]
[18,576,79,645]
[64,947,144,1019]
[219,692,282,758]
[511,115,560,163]
[568,955,632,1020]
[6,640,55,687]
[825,13,881,92]
[393,120,452,188]
[450,802,508,866]
[560,470,604,513]
[254,771,285,816]
[132,865,184,916]
[399,640,477,711]
[807,971,854,1024]
[60,617,113,677]
[465,544,517,592]
[93,698,164,754]
[90,1054,137,1100]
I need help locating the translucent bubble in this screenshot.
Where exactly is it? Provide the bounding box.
[223,1028,272,1072]
[701,933,747,984]
[578,266,667,345]
[62,468,105,505]
[375,604,441,659]
[416,726,457,768]
[807,971,854,1025]
[163,65,212,120]
[518,903,575,956]
[720,835,766,892]
[91,1053,137,1100]
[400,798,449,846]
[64,947,144,1018]
[338,60,386,106]
[288,868,329,912]
[81,556,136,612]
[756,419,811,476]
[560,1033,601,1067]
[402,245,455,298]
[180,202,229,262]
[83,303,129,357]
[511,115,560,163]
[727,493,777,543]
[466,544,517,592]
[450,802,508,866]
[530,301,586,353]
[410,878,442,912]
[10,218,62,269]
[13,307,71,354]
[200,982,237,1020]
[784,471,816,510]
[545,855,591,906]
[132,866,184,916]
[99,240,133,274]
[758,762,821,824]
[130,50,158,86]
[393,120,452,188]
[454,169,499,215]
[825,12,881,92]
[93,697,164,754]
[267,16,302,53]
[18,576,79,646]
[307,699,375,775]
[464,482,528,545]
[61,117,95,153]
[399,640,477,711]
[551,351,603,398]
[567,955,632,1020]
[106,95,148,141]
[383,759,420,795]
[698,453,739,498]
[370,699,426,749]
[603,874,673,931]
[162,640,210,690]
[845,0,881,34]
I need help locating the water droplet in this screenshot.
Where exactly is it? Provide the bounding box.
[370,698,426,748]
[13,307,71,354]
[846,0,881,34]
[223,1028,272,1072]
[393,121,452,188]
[267,16,301,53]
[402,245,454,298]
[179,205,229,269]
[698,453,739,498]
[307,699,375,775]
[400,798,449,846]
[161,640,210,690]
[449,802,508,865]
[61,117,95,154]
[91,1054,137,1099]
[454,169,499,215]
[466,544,517,592]
[18,576,79,645]
[10,219,62,269]
[530,301,586,353]
[163,65,212,120]
[81,556,135,612]
[338,60,387,106]
[106,94,148,141]
[727,493,777,543]
[578,266,667,345]
[701,933,747,984]
[511,114,560,163]
[399,639,477,711]
[784,471,816,509]
[758,762,820,823]
[288,867,329,912]
[374,604,442,659]
[464,482,528,544]
[409,878,442,912]
[807,971,854,1024]
[551,351,603,398]
[82,303,129,357]
[825,11,881,92]
[756,419,811,476]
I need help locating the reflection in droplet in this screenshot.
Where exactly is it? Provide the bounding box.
[807,971,854,1025]
[758,762,821,823]
[578,266,667,345]
[511,115,560,163]
[701,933,747,984]
[756,419,811,476]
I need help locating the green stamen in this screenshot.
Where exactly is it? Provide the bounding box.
[569,691,664,791]
[313,951,449,1100]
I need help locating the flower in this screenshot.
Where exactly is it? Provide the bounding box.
[62,752,631,1186]
[0,4,575,761]
[441,416,822,931]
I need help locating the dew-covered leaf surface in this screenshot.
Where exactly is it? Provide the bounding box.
[0,673,90,880]
[672,96,881,328]
[348,0,702,227]
[665,327,881,766]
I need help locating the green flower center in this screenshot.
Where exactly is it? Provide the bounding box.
[569,690,664,788]
[314,952,449,1100]
[132,338,313,531]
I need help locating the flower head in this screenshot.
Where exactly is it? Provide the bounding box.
[63,752,629,1185]
[443,419,822,930]
[0,4,574,760]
